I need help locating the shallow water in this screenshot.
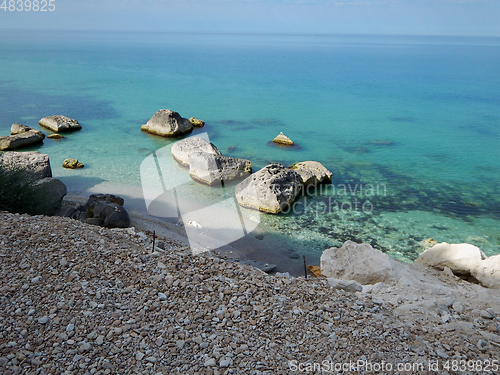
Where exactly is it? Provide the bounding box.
[1,30,499,261]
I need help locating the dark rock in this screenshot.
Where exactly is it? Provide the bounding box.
[85,194,125,216]
[84,218,104,226]
[35,178,67,212]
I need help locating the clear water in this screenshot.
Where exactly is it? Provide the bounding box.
[1,30,499,261]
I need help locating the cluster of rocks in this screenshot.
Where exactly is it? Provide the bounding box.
[235,161,332,214]
[416,242,500,289]
[59,194,130,229]
[0,151,67,212]
[141,110,204,137]
[171,137,253,186]
[0,124,45,151]
[1,212,498,375]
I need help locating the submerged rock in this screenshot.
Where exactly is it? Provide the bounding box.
[189,117,205,127]
[141,109,193,137]
[292,161,332,186]
[272,132,294,146]
[188,152,252,186]
[47,134,64,139]
[170,136,222,167]
[234,163,302,214]
[39,115,81,133]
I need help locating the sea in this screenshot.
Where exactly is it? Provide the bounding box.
[1,29,499,263]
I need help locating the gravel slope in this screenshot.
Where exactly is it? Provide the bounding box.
[1,212,499,374]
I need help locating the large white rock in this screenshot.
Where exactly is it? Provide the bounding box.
[171,136,221,167]
[321,241,405,285]
[234,163,302,214]
[292,161,332,186]
[415,242,486,276]
[471,255,500,289]
[188,152,252,186]
[141,109,192,137]
[39,115,81,133]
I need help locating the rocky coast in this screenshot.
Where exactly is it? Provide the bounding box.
[1,211,500,374]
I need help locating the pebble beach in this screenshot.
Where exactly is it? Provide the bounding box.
[1,211,500,374]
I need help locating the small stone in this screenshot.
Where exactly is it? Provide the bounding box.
[60,258,68,266]
[220,358,233,368]
[158,293,167,301]
[38,316,49,324]
[102,361,114,370]
[477,339,488,352]
[66,323,75,332]
[204,358,216,367]
[480,309,495,319]
[176,340,185,350]
[145,356,157,363]
[96,335,104,345]
[135,352,145,361]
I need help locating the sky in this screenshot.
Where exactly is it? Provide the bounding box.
[0,0,499,36]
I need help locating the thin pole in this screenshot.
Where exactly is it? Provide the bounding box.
[152,231,156,252]
[303,255,307,279]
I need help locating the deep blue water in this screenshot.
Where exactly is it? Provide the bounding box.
[1,30,499,261]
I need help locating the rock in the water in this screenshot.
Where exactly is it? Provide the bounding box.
[321,241,406,285]
[0,151,52,179]
[11,123,45,138]
[327,278,363,293]
[234,163,302,214]
[141,109,193,137]
[39,115,81,133]
[47,134,64,139]
[0,123,45,151]
[188,152,252,186]
[0,130,44,151]
[62,158,84,169]
[170,136,222,167]
[415,242,486,276]
[272,132,294,146]
[471,255,500,289]
[227,146,237,153]
[189,117,205,127]
[292,161,332,186]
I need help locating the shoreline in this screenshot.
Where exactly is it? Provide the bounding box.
[62,181,314,277]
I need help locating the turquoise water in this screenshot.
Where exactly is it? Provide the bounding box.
[1,30,499,261]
